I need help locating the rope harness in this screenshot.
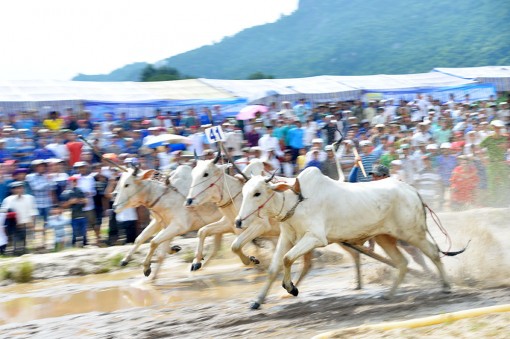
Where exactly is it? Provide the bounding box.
[188,167,242,209]
[217,189,242,208]
[237,192,276,223]
[238,188,305,224]
[276,190,305,222]
[114,180,150,210]
[188,173,224,201]
[423,202,470,257]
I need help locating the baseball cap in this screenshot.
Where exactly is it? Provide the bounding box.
[9,181,24,188]
[369,164,389,177]
[73,161,88,168]
[490,120,505,128]
[31,159,46,166]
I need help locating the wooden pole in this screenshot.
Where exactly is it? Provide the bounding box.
[352,146,367,177]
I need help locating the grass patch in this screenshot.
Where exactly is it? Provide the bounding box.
[14,261,34,283]
[1,262,34,283]
[94,267,111,274]
[16,261,34,283]
[108,253,124,267]
[0,266,13,280]
[181,249,195,263]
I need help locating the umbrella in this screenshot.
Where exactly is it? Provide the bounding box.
[143,134,191,148]
[236,105,269,120]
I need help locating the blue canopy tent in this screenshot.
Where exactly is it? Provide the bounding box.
[83,97,247,122]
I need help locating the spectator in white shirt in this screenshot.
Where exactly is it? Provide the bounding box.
[223,122,243,158]
[1,181,38,254]
[74,162,98,243]
[303,118,319,148]
[258,125,283,159]
[371,107,386,125]
[115,207,138,244]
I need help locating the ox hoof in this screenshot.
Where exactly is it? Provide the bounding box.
[289,285,299,297]
[380,293,392,300]
[249,256,260,265]
[120,260,128,267]
[442,285,452,294]
[250,302,261,310]
[190,262,202,271]
[170,245,182,253]
[144,267,152,277]
[283,282,299,296]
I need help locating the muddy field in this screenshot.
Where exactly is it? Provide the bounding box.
[0,208,509,338]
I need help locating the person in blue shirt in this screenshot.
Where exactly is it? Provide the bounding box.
[287,120,305,160]
[33,139,57,160]
[199,107,213,125]
[14,111,36,136]
[0,140,11,163]
[348,140,377,183]
[74,120,92,138]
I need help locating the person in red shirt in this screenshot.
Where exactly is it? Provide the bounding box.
[65,131,83,167]
[450,154,480,209]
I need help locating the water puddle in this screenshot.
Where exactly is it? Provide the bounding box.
[0,257,268,325]
[0,252,364,326]
[0,285,161,325]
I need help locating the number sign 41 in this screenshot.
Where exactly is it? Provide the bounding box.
[205,125,226,143]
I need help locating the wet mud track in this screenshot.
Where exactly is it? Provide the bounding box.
[0,262,508,339]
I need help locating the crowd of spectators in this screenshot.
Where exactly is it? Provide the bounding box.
[0,93,509,255]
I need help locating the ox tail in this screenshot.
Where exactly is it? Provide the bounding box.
[416,192,470,257]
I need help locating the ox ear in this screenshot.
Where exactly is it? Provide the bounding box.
[218,163,232,172]
[263,161,274,173]
[139,169,156,181]
[234,173,248,183]
[270,183,293,192]
[293,178,302,195]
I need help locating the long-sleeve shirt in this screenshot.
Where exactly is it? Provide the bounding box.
[349,153,377,183]
[26,173,55,208]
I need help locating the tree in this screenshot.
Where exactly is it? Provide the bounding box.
[247,72,275,80]
[140,65,183,82]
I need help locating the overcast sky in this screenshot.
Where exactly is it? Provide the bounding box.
[0,0,298,81]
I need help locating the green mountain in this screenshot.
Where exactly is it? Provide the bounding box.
[73,62,149,81]
[72,0,510,81]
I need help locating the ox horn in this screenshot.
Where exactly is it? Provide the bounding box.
[212,146,222,164]
[219,143,249,181]
[264,170,277,183]
[133,163,140,177]
[194,150,199,161]
[77,135,128,173]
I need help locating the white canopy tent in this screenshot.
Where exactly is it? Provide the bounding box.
[200,77,362,105]
[326,72,495,103]
[433,66,510,92]
[0,79,236,114]
[0,69,501,119]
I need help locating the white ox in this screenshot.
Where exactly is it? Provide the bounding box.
[186,158,364,304]
[235,167,460,309]
[112,165,222,279]
[184,158,280,270]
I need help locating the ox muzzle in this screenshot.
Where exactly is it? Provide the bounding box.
[185,198,194,207]
[235,218,243,229]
